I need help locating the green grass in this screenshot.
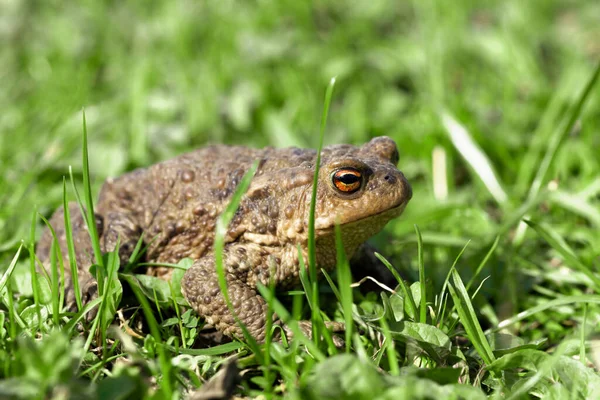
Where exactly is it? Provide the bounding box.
[2,0,600,398]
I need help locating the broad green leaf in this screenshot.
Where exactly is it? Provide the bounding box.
[130,274,186,306]
[303,354,387,399]
[488,348,600,399]
[303,354,486,400]
[388,292,404,322]
[387,321,451,350]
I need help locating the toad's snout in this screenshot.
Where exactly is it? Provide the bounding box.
[385,169,412,208]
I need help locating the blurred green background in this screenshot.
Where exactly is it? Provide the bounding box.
[1,0,599,341]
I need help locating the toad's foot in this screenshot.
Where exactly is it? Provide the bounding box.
[282,320,345,348]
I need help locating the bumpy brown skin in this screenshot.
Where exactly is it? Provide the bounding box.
[37,137,412,342]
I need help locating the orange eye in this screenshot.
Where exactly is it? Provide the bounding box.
[332,168,362,194]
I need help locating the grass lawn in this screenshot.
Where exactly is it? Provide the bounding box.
[1,0,600,398]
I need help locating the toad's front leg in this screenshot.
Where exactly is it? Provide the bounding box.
[181,243,344,344]
[181,246,273,341]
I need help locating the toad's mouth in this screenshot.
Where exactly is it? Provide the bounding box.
[314,198,410,232]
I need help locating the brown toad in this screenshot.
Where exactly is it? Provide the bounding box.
[37,136,412,342]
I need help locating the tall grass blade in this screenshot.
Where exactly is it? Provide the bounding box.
[441,112,507,205]
[491,295,600,333]
[256,283,325,361]
[525,219,600,291]
[0,244,22,293]
[122,275,174,397]
[527,60,600,199]
[375,252,418,320]
[448,269,495,366]
[334,224,353,352]
[39,215,65,326]
[50,240,60,326]
[466,236,499,291]
[80,110,105,293]
[436,241,470,327]
[307,77,336,344]
[28,210,43,331]
[515,68,578,194]
[62,178,82,311]
[581,304,588,365]
[415,225,426,323]
[380,317,400,375]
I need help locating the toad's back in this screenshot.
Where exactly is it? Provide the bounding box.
[94,144,320,265]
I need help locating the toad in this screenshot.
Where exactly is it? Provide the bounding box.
[37,137,412,342]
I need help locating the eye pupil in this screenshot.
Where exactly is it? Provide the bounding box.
[338,174,360,184]
[332,168,362,194]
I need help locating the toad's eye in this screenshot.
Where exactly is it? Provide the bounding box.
[332,168,362,194]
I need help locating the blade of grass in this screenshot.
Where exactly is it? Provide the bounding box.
[321,269,341,301]
[527,60,600,200]
[515,67,579,194]
[379,317,399,376]
[375,252,418,320]
[470,276,491,302]
[98,240,122,352]
[441,111,507,205]
[28,210,43,332]
[525,219,600,291]
[297,246,314,309]
[549,190,600,227]
[169,282,187,349]
[334,224,353,352]
[490,295,600,333]
[124,236,147,272]
[80,110,105,294]
[39,215,66,326]
[50,240,60,326]
[4,264,17,341]
[0,244,23,294]
[415,225,426,324]
[256,283,325,361]
[514,61,600,244]
[466,236,500,291]
[64,295,103,335]
[307,77,336,345]
[504,342,570,400]
[448,269,495,366]
[79,354,124,379]
[62,178,82,312]
[122,274,174,398]
[435,240,470,327]
[580,304,588,365]
[298,271,338,351]
[297,253,335,349]
[68,166,85,219]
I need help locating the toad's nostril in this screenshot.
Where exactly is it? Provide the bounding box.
[384,174,396,183]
